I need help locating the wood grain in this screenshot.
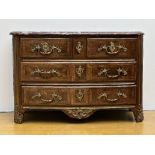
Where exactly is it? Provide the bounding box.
[21,85,136,106]
[20,38,72,58]
[87,38,138,58]
[0,111,153,135]
[20,61,136,82]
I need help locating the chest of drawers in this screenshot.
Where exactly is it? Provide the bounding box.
[11,32,144,123]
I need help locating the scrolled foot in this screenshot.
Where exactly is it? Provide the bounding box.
[14,111,24,124]
[131,107,144,122]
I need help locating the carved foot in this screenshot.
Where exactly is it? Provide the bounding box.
[131,107,144,122]
[14,111,24,124]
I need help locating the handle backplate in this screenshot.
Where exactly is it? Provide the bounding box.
[97,91,127,102]
[32,42,62,55]
[98,67,127,79]
[98,41,127,55]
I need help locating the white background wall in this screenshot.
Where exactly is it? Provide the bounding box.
[0,19,154,111]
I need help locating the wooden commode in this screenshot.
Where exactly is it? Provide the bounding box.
[11,32,144,123]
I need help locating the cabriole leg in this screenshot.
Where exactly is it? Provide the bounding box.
[131,107,144,122]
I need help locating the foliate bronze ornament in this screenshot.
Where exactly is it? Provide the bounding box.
[131,102,144,122]
[14,104,24,124]
[98,41,127,55]
[31,67,61,79]
[132,107,144,122]
[32,42,62,55]
[76,41,83,54]
[98,67,127,79]
[32,92,62,104]
[75,89,84,102]
[97,91,127,102]
[62,108,96,119]
[76,65,84,78]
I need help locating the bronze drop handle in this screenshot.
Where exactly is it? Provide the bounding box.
[98,67,127,79]
[97,91,127,102]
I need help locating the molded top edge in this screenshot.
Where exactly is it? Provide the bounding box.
[10,31,144,36]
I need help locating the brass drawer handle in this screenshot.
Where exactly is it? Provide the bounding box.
[32,42,62,55]
[98,67,127,79]
[32,92,62,104]
[97,91,127,102]
[76,41,83,54]
[31,67,61,79]
[76,65,84,78]
[98,41,127,55]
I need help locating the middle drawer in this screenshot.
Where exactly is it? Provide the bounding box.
[20,61,136,83]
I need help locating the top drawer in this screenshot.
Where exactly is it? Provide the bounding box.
[19,37,138,59]
[87,38,138,58]
[20,38,72,58]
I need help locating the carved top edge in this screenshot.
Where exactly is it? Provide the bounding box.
[10,31,144,36]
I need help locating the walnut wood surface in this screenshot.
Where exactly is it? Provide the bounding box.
[22,85,136,106]
[20,38,72,58]
[20,61,136,82]
[11,32,143,123]
[87,38,138,58]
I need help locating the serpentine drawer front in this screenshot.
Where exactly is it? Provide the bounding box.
[20,62,136,82]
[11,32,143,123]
[22,85,136,106]
[87,38,138,58]
[20,38,72,58]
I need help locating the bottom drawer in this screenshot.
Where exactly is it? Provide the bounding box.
[21,85,136,106]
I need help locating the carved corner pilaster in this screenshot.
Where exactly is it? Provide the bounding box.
[14,104,24,124]
[62,108,96,119]
[131,106,144,122]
